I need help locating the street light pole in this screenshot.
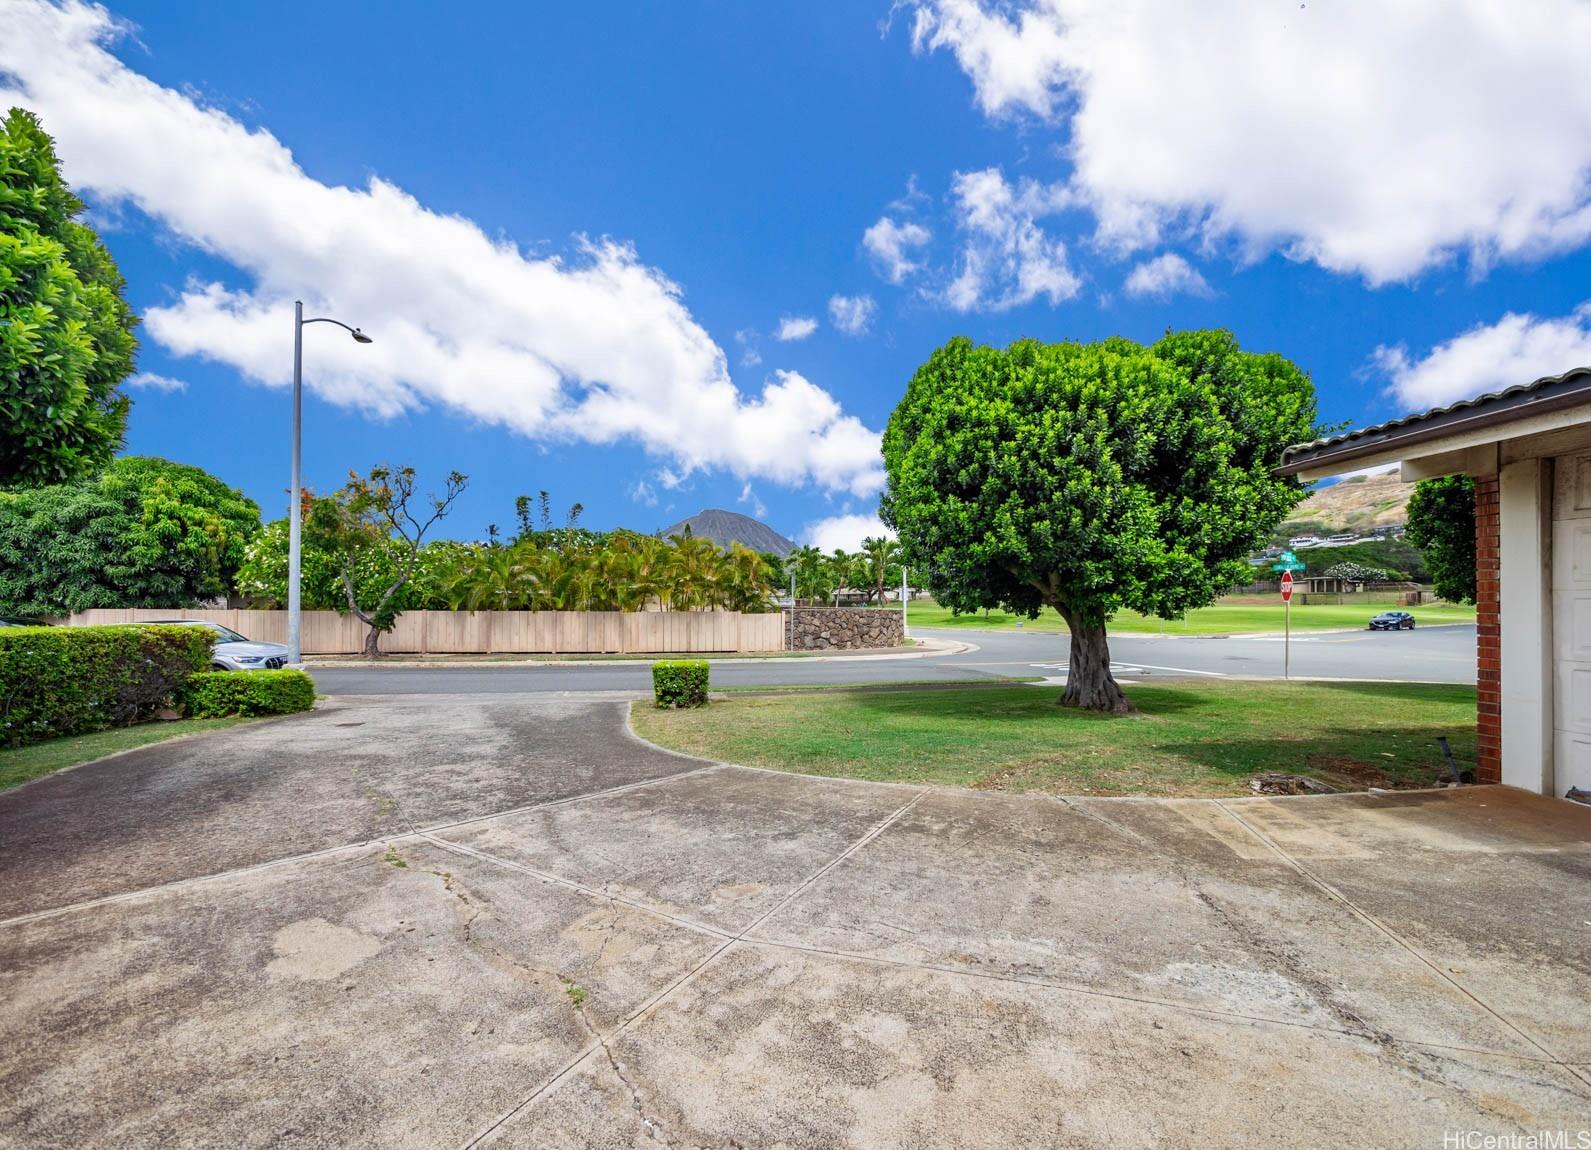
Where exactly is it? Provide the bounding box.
[288,302,305,665]
[287,301,372,665]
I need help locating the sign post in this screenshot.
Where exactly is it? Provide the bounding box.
[1271,551,1305,680]
[1279,570,1294,678]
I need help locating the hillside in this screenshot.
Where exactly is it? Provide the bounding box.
[1280,467,1415,535]
[656,508,796,556]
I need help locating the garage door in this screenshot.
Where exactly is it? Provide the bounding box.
[1551,453,1591,797]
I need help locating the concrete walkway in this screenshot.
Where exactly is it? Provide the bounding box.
[1,696,1587,1148]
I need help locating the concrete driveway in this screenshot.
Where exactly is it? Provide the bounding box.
[1,695,1587,1148]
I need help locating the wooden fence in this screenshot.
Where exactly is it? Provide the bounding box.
[61,609,787,655]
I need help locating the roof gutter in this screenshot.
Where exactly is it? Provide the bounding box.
[1276,375,1591,477]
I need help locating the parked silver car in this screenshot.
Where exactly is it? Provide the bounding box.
[146,621,291,670]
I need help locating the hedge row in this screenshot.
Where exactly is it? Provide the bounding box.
[653,659,709,708]
[0,625,213,748]
[185,670,315,717]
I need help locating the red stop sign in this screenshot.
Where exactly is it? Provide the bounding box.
[1280,570,1295,602]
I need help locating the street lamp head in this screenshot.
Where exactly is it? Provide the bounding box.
[350,328,373,344]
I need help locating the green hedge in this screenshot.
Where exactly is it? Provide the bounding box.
[653,660,709,708]
[184,669,316,718]
[0,625,213,748]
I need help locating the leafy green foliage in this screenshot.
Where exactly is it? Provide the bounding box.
[0,624,212,747]
[0,108,137,487]
[438,532,775,613]
[882,330,1316,710]
[1322,561,1390,583]
[305,465,467,652]
[652,659,709,708]
[0,457,261,615]
[184,669,315,718]
[233,519,466,611]
[1297,539,1426,580]
[859,536,902,605]
[1405,475,1476,604]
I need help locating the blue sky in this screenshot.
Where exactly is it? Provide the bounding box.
[6,0,1591,548]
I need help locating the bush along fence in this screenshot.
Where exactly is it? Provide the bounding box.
[0,624,213,748]
[63,609,787,655]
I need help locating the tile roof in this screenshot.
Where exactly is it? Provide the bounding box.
[1281,367,1591,467]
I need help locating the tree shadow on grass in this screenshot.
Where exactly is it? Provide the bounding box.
[1151,725,1473,787]
[847,683,1211,723]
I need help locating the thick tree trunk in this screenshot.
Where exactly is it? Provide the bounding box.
[1057,606,1134,714]
[361,626,382,658]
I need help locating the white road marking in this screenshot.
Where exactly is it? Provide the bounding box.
[1027,659,1208,681]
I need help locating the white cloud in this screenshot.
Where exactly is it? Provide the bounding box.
[827,293,877,336]
[805,512,893,553]
[944,167,1079,312]
[628,479,658,507]
[1,0,883,497]
[737,481,767,519]
[774,315,818,342]
[1122,253,1212,300]
[1373,302,1591,411]
[862,216,932,284]
[908,0,1591,283]
[127,371,187,393]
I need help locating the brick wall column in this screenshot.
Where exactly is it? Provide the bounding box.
[1474,474,1501,784]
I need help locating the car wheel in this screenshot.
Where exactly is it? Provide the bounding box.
[1406,620,1415,629]
[211,662,230,671]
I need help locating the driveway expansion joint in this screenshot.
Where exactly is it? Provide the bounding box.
[1212,799,1591,1095]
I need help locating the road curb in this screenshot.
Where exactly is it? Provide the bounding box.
[305,636,977,669]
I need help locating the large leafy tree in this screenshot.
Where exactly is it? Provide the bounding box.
[0,457,260,615]
[1405,475,1476,605]
[882,331,1317,712]
[1,108,137,487]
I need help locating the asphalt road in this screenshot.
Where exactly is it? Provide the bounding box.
[309,623,1477,695]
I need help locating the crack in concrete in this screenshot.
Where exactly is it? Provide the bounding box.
[1213,800,1591,1098]
[1061,798,1524,1104]
[0,762,718,932]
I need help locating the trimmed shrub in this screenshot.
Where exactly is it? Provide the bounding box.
[184,669,316,718]
[653,660,709,708]
[0,624,213,748]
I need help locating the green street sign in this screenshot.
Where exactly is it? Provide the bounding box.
[1272,560,1306,573]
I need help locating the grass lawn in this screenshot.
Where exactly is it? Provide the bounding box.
[908,595,1477,636]
[0,718,252,792]
[631,681,1476,797]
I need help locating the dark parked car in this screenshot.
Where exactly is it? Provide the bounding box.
[0,616,49,627]
[1368,610,1415,631]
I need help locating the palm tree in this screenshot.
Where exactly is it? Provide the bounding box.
[788,545,826,605]
[860,536,901,606]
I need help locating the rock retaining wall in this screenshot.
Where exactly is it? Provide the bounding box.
[783,607,905,650]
